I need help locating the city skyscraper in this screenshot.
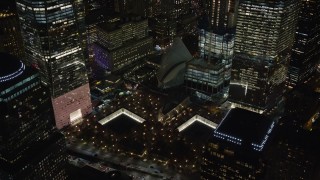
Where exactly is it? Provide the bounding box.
[229,0,299,113]
[151,0,194,48]
[84,0,115,15]
[152,0,190,18]
[0,53,68,179]
[288,0,320,86]
[202,0,238,33]
[154,16,177,47]
[189,0,237,100]
[16,0,92,129]
[0,0,319,179]
[94,16,153,72]
[0,10,24,59]
[201,108,275,179]
[115,0,146,17]
[186,32,233,100]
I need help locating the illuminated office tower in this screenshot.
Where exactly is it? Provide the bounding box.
[0,10,24,59]
[16,0,92,129]
[229,0,299,113]
[154,16,177,48]
[74,0,87,57]
[202,0,238,33]
[187,0,236,100]
[171,0,191,18]
[94,17,153,72]
[149,1,195,47]
[152,0,190,18]
[199,31,234,84]
[288,0,320,86]
[152,0,193,48]
[0,53,68,179]
[185,32,233,99]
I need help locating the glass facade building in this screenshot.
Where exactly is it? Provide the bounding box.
[152,0,190,19]
[187,0,236,100]
[185,31,233,98]
[202,0,238,33]
[185,59,224,96]
[152,0,192,48]
[16,0,92,129]
[229,0,299,113]
[154,16,177,48]
[94,17,153,72]
[288,0,320,86]
[0,53,68,179]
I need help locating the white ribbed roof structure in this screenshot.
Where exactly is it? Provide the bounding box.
[157,38,193,88]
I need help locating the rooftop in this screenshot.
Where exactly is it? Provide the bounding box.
[187,58,224,71]
[157,38,193,88]
[97,21,119,32]
[97,15,146,32]
[214,108,275,151]
[0,53,25,83]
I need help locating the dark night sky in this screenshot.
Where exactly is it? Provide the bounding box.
[0,0,16,11]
